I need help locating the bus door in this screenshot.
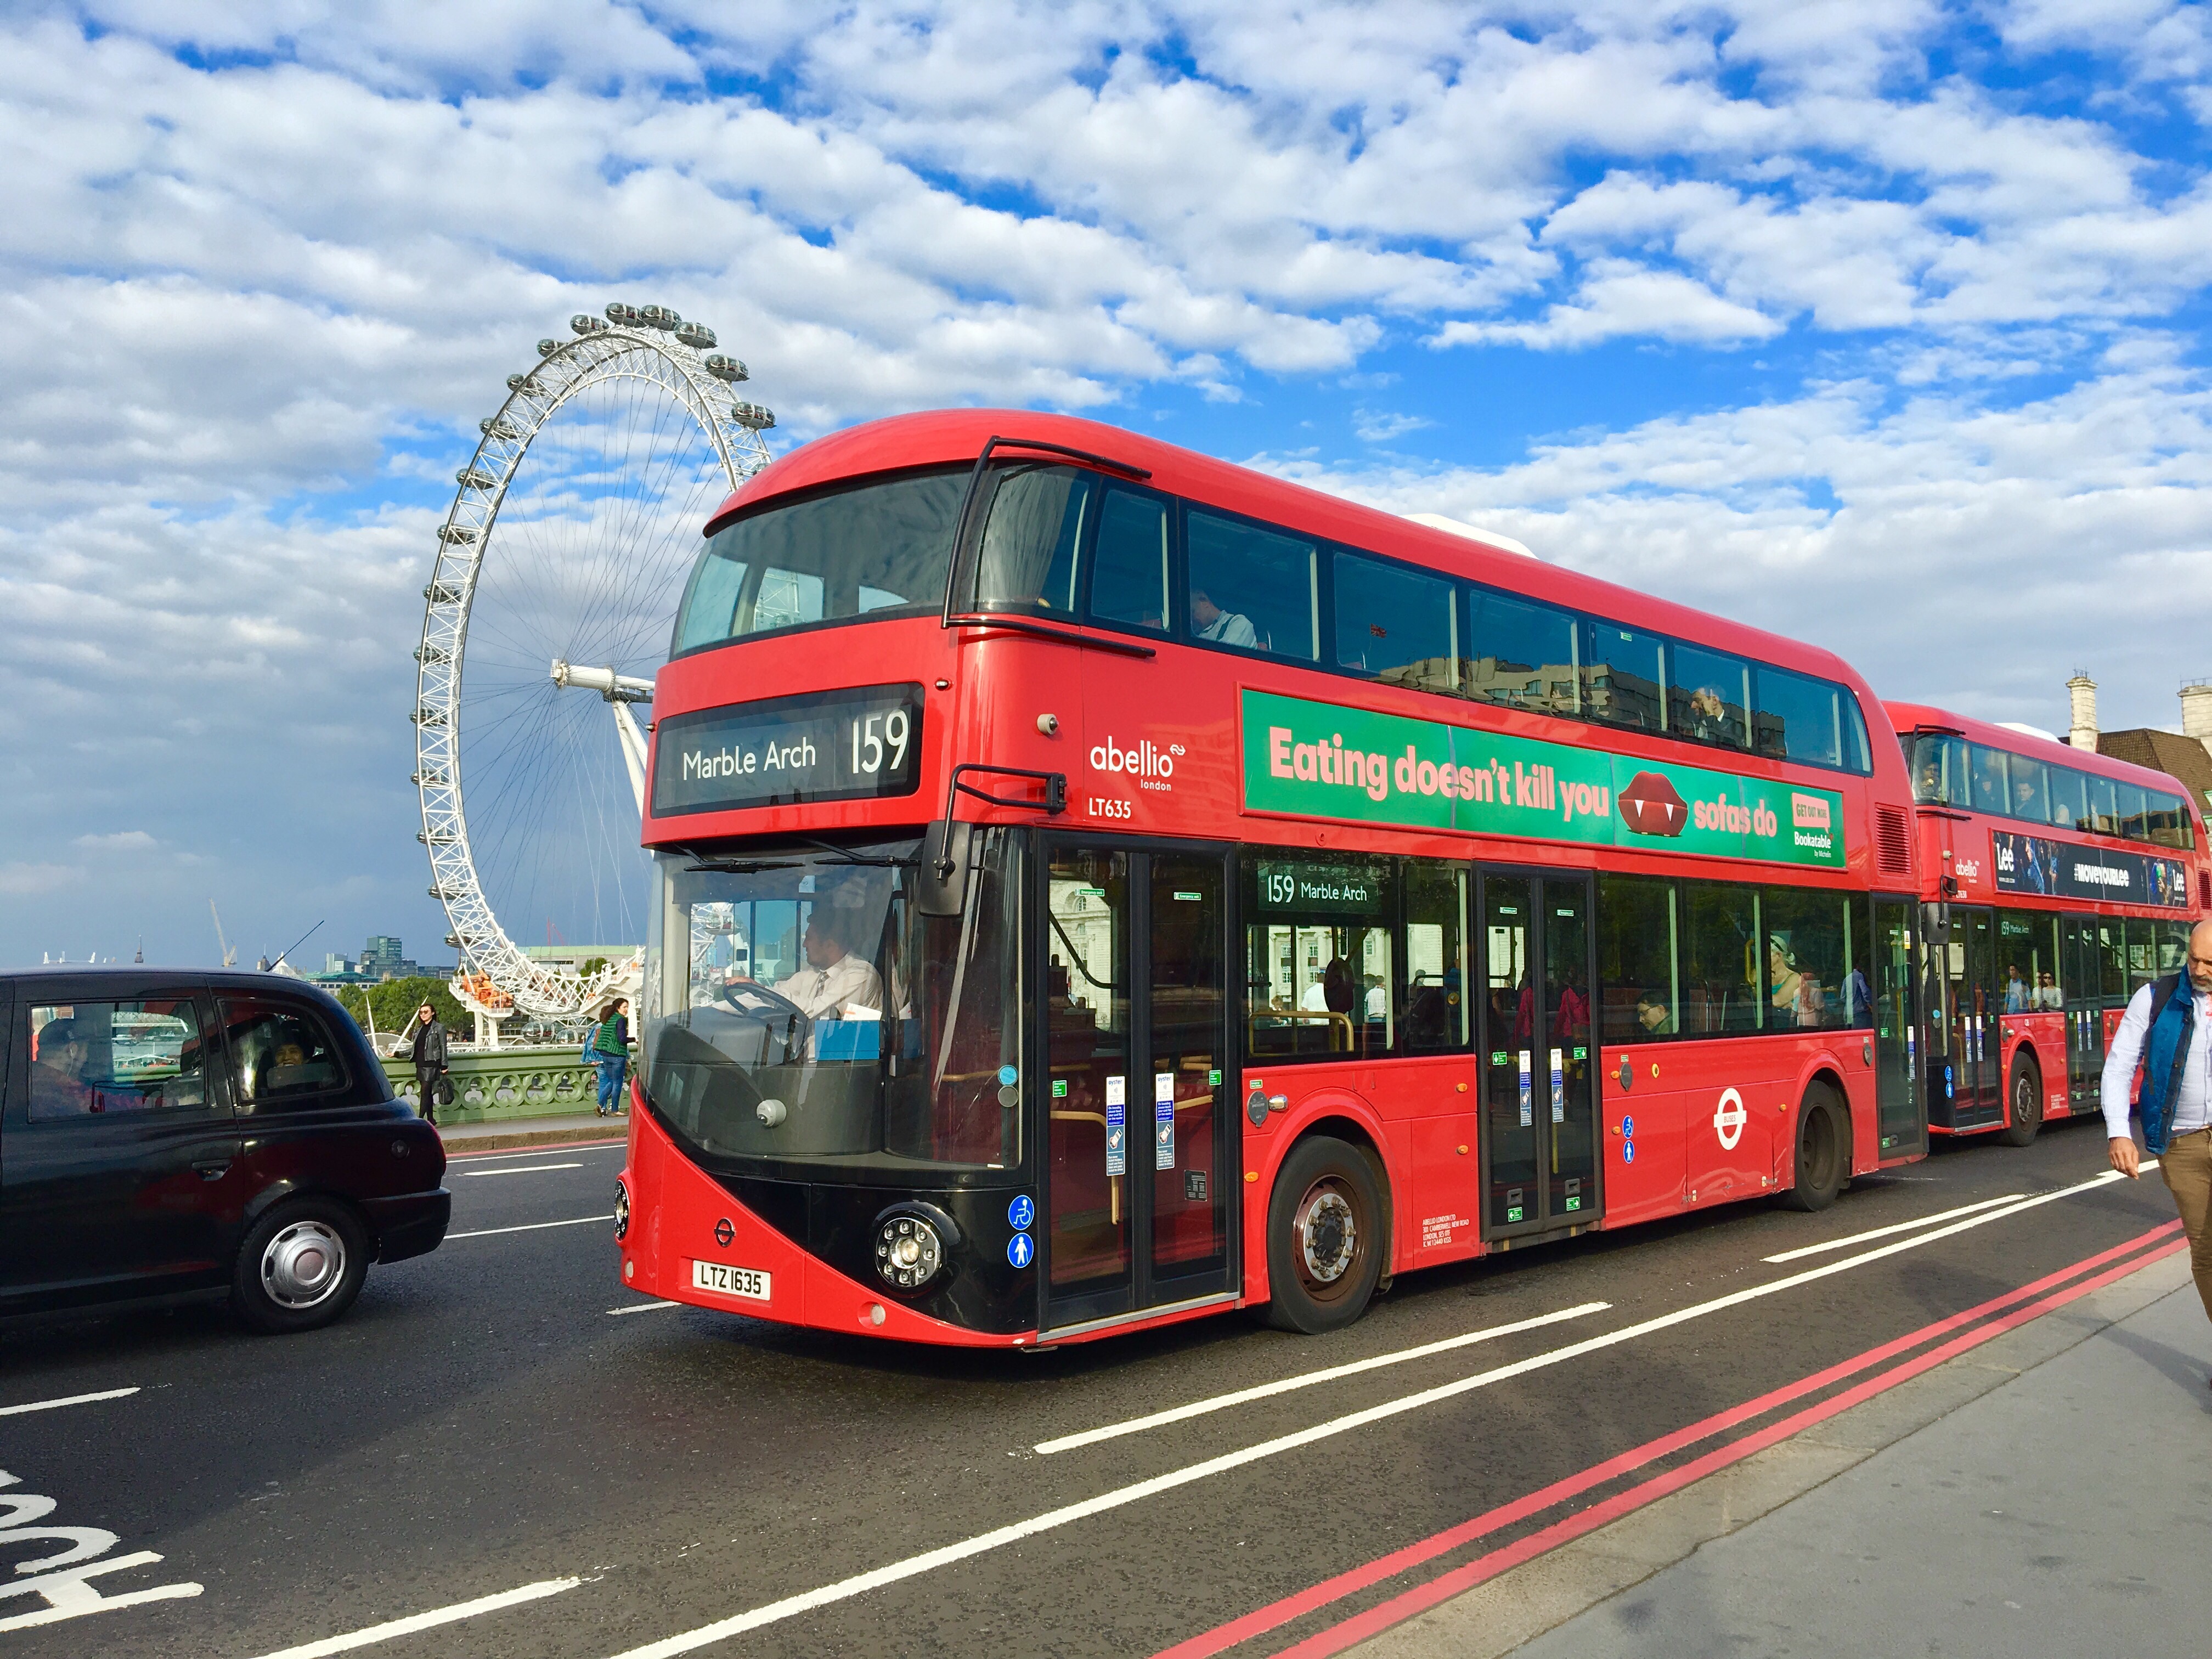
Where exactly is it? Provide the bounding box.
[2061,916,2100,1109]
[1873,900,1926,1158]
[1476,869,1599,1240]
[1943,906,2001,1129]
[1037,840,1235,1334]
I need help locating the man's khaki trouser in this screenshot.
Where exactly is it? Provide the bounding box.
[2160,1127,2212,1322]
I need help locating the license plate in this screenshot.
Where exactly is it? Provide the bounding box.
[691,1259,771,1302]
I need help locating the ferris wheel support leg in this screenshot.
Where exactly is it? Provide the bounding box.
[611,701,648,818]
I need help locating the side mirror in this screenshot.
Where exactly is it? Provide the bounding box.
[917,821,975,917]
[1920,900,1951,945]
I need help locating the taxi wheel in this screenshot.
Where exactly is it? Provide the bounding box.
[1999,1058,2043,1147]
[1262,1136,1384,1335]
[1780,1084,1848,1212]
[232,1198,369,1334]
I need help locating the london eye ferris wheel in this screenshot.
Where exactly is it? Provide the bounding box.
[411,303,775,1019]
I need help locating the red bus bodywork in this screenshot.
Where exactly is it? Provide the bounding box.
[1886,700,2209,1141]
[617,410,1927,1346]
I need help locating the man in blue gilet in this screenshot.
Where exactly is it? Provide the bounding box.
[2104,918,2212,1338]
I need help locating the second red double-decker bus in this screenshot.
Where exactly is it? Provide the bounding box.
[1887,702,2209,1144]
[615,410,1929,1346]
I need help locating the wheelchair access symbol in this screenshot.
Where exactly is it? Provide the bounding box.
[1712,1088,1747,1152]
[1008,1194,1035,1232]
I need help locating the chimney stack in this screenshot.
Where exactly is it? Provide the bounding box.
[2182,680,2212,760]
[2066,672,2099,752]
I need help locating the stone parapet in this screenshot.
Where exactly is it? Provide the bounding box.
[380,1043,626,1123]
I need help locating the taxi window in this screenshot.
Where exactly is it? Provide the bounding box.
[220,997,351,1108]
[27,998,211,1120]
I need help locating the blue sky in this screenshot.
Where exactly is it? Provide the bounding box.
[3,1,2209,968]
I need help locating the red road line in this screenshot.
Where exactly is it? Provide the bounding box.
[1276,1232,2191,1659]
[444,1135,626,1159]
[1154,1218,2184,1659]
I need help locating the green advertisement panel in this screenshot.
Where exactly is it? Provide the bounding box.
[1242,689,1843,868]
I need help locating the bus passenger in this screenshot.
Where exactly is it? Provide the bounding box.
[1914,755,1945,803]
[2004,964,2029,1012]
[1634,991,1674,1036]
[772,905,884,1020]
[1190,588,1257,648]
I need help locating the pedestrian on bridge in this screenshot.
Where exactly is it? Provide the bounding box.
[592,998,631,1117]
[2105,916,2212,1352]
[409,1002,450,1127]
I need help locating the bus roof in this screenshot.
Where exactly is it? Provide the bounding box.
[706,409,1875,696]
[1884,698,2205,800]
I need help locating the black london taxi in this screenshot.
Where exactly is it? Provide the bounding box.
[1,967,449,1332]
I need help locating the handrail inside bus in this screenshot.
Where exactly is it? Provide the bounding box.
[941,435,1154,628]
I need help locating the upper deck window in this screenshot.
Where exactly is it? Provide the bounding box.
[966,462,1095,616]
[1464,588,1579,718]
[1582,622,1666,733]
[1753,667,1842,767]
[1185,507,1318,660]
[1968,743,2010,816]
[1089,484,1172,632]
[1669,642,1750,749]
[673,468,965,655]
[1333,550,1457,694]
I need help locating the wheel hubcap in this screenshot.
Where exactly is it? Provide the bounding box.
[1295,1185,1357,1284]
[262,1220,346,1310]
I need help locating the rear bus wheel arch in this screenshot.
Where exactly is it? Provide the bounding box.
[1781,1077,1850,1212]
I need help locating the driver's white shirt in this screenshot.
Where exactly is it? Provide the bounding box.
[771,951,884,1020]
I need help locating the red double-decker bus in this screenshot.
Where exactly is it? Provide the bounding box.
[1886,702,2209,1144]
[614,410,1929,1347]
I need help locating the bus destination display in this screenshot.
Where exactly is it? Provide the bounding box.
[652,684,924,816]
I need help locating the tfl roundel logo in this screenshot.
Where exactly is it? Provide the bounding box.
[1712,1088,1747,1152]
[714,1217,735,1248]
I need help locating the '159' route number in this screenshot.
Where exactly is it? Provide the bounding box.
[847,709,911,775]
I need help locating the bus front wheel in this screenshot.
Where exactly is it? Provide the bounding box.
[1262,1136,1384,1334]
[1999,1056,2043,1147]
[1780,1084,1848,1212]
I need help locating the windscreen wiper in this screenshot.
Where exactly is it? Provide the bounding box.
[793,836,916,868]
[685,859,801,874]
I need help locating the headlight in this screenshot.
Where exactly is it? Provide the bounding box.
[876,1214,943,1290]
[613,1177,631,1243]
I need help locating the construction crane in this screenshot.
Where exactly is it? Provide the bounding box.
[210,900,237,968]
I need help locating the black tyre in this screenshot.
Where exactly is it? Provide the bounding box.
[1780,1084,1848,1212]
[231,1198,369,1334]
[1999,1056,2043,1147]
[1262,1136,1385,1334]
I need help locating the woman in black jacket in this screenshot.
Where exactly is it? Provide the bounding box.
[408,1003,450,1125]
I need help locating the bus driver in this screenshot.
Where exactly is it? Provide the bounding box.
[771,897,885,1020]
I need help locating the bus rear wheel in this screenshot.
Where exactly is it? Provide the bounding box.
[2000,1056,2043,1147]
[1780,1084,1848,1212]
[1262,1136,1384,1335]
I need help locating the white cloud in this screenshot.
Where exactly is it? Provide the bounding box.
[73,831,160,851]
[1433,262,1784,349]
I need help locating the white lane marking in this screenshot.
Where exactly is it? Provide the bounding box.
[0,1388,138,1418]
[445,1143,622,1163]
[1035,1301,1610,1455]
[600,1165,2137,1659]
[459,1163,585,1178]
[0,1470,201,1633]
[447,1215,613,1240]
[608,1301,679,1316]
[1761,1193,2028,1263]
[244,1577,580,1659]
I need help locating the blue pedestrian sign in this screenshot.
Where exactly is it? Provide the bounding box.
[1007,1232,1035,1269]
[1623,1141,1637,1166]
[1008,1194,1035,1232]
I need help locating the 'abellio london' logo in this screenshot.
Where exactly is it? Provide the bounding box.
[1090,735,1180,792]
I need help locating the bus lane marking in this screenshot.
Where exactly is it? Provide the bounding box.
[459,1162,585,1177]
[608,1301,679,1316]
[599,1166,2138,1659]
[242,1576,581,1659]
[447,1214,613,1240]
[0,1469,202,1635]
[1760,1193,2028,1262]
[1035,1302,1612,1455]
[0,1387,138,1418]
